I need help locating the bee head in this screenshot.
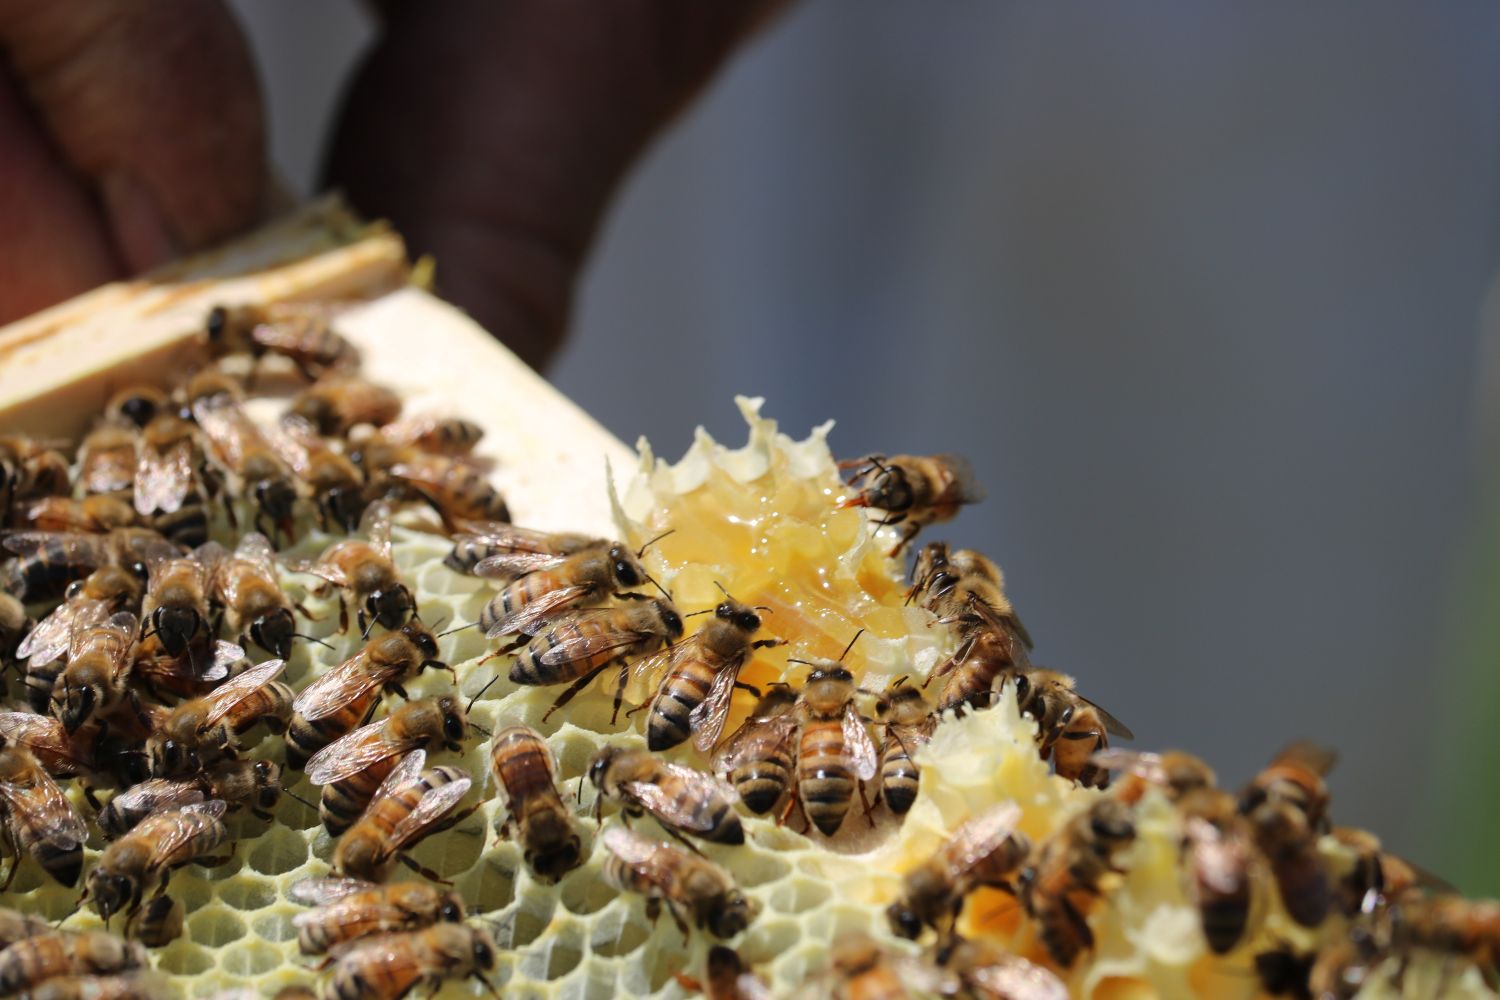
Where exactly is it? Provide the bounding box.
[436,696,469,747]
[471,929,498,971]
[369,585,415,631]
[149,738,196,778]
[87,869,136,923]
[805,665,853,687]
[707,891,760,939]
[1089,800,1136,846]
[587,747,621,788]
[253,478,298,524]
[437,892,466,923]
[885,901,923,941]
[249,608,297,660]
[321,485,368,534]
[117,393,161,429]
[150,606,203,657]
[607,545,646,588]
[253,760,283,810]
[867,462,914,512]
[654,603,684,641]
[54,681,98,735]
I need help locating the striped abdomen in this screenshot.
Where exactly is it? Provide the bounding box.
[152,493,209,548]
[798,721,856,836]
[23,660,63,714]
[226,683,295,736]
[730,750,794,815]
[492,727,555,807]
[287,690,380,770]
[638,778,742,845]
[481,569,575,636]
[511,619,620,685]
[320,756,400,836]
[646,656,718,752]
[336,766,466,882]
[879,731,924,815]
[935,652,1010,715]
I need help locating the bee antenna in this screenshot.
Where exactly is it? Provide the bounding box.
[439,622,480,638]
[643,573,673,602]
[469,722,492,738]
[284,788,320,812]
[635,530,675,558]
[713,581,731,598]
[785,658,814,667]
[682,609,715,618]
[466,675,500,713]
[428,616,450,633]
[360,615,379,640]
[752,605,773,613]
[293,633,334,650]
[838,629,866,662]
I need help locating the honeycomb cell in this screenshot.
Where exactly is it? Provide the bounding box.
[216,873,276,911]
[156,940,215,977]
[248,825,313,876]
[187,906,246,948]
[219,939,285,977]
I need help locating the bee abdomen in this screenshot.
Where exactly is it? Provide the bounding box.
[646,668,714,752]
[23,662,62,714]
[799,727,855,836]
[732,760,792,815]
[320,763,393,837]
[879,750,920,815]
[1198,895,1250,954]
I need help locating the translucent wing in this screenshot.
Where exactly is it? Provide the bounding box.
[234,532,279,577]
[1088,748,1160,780]
[134,439,194,516]
[1079,695,1134,741]
[290,876,379,907]
[306,723,418,785]
[536,617,659,669]
[291,539,362,589]
[0,714,92,774]
[941,802,1023,877]
[190,396,252,470]
[262,416,315,474]
[489,584,596,638]
[841,705,879,781]
[689,659,744,754]
[1187,818,1251,896]
[623,766,737,834]
[1,531,110,563]
[293,650,384,722]
[472,552,569,581]
[67,611,138,662]
[0,771,86,850]
[133,802,227,866]
[1272,741,1338,777]
[601,824,662,866]
[965,957,1068,1000]
[18,597,110,665]
[368,750,426,811]
[452,521,597,555]
[625,640,693,703]
[388,774,471,851]
[106,779,205,823]
[200,658,285,728]
[359,501,393,559]
[712,714,798,777]
[178,799,229,818]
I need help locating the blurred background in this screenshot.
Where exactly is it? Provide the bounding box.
[229,2,1500,891]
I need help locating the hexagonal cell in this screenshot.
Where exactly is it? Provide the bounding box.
[215,872,277,911]
[765,877,832,913]
[455,858,516,914]
[186,904,247,948]
[219,939,286,977]
[247,824,313,876]
[155,940,215,977]
[559,870,617,916]
[589,909,650,959]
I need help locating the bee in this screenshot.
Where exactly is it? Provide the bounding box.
[104,384,169,429]
[712,683,799,815]
[874,677,936,815]
[266,414,369,532]
[675,947,773,1000]
[1088,748,1216,806]
[934,937,1069,1000]
[589,745,743,846]
[290,876,466,956]
[0,593,33,683]
[443,521,598,577]
[125,893,184,947]
[24,973,167,1000]
[100,759,283,836]
[187,371,300,539]
[205,302,356,380]
[886,802,1030,940]
[0,528,179,604]
[19,566,141,686]
[289,376,402,437]
[0,740,88,887]
[636,589,782,753]
[478,535,660,641]
[211,532,304,658]
[295,501,414,636]
[306,696,470,836]
[0,435,70,509]
[332,749,475,883]
[1329,825,1428,917]
[1239,742,1337,928]
[1382,894,1500,991]
[839,453,984,555]
[0,712,99,779]
[138,546,221,658]
[1253,944,1317,1000]
[1019,797,1137,967]
[133,413,212,547]
[13,496,141,533]
[601,825,759,941]
[0,931,148,995]
[130,634,245,703]
[929,625,1027,717]
[482,725,579,884]
[817,934,913,1000]
[373,415,484,456]
[86,800,231,921]
[912,545,1033,663]
[78,426,139,499]
[51,612,140,735]
[320,923,498,1000]
[0,903,53,947]
[146,656,291,776]
[287,620,446,770]
[1178,787,1258,955]
[793,657,878,837]
[1011,669,1133,788]
[508,597,683,723]
[386,452,509,529]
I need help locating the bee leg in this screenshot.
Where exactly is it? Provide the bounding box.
[666,900,691,945]
[660,826,706,858]
[292,600,321,623]
[471,973,501,999]
[540,663,612,725]
[432,803,482,835]
[732,681,762,698]
[859,780,875,828]
[396,853,453,886]
[750,639,784,651]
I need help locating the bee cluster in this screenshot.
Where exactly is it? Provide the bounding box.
[0,299,1494,1000]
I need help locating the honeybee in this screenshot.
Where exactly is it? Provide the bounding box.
[636,589,782,753]
[0,435,69,509]
[1329,825,1427,916]
[794,658,878,837]
[1178,787,1258,954]
[289,376,401,437]
[601,825,759,941]
[104,384,169,429]
[712,683,799,815]
[306,696,470,836]
[934,937,1069,1000]
[478,536,658,640]
[0,903,53,946]
[78,427,139,499]
[100,759,283,836]
[886,802,1030,940]
[320,924,498,1000]
[1253,944,1317,1000]
[1239,742,1337,928]
[287,620,446,769]
[133,413,211,547]
[1088,748,1216,806]
[914,546,1033,664]
[332,749,475,883]
[1382,894,1500,991]
[0,528,179,603]
[139,546,222,659]
[13,496,141,533]
[839,454,984,555]
[295,501,414,636]
[187,371,299,539]
[1019,797,1137,967]
[487,724,582,883]
[146,657,292,776]
[385,452,509,528]
[266,414,368,532]
[51,612,139,735]
[20,973,167,1000]
[86,800,231,921]
[0,931,148,995]
[290,876,467,956]
[1011,669,1133,788]
[443,521,598,577]
[929,625,1027,717]
[589,745,743,845]
[0,712,99,778]
[210,532,303,658]
[19,566,141,682]
[0,741,88,887]
[816,934,913,1000]
[675,947,773,1000]
[874,677,936,815]
[205,302,356,379]
[125,893,184,947]
[373,415,484,456]
[508,597,683,724]
[130,635,246,703]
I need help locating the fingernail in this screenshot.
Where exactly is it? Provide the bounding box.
[100,169,182,273]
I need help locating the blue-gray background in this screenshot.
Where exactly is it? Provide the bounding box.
[232,2,1500,889]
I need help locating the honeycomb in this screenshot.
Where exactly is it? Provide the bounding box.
[13,395,1492,1000]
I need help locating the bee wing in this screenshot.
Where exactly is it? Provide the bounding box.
[1077,696,1134,741]
[623,765,736,834]
[291,550,352,589]
[369,750,427,810]
[290,876,378,907]
[179,798,229,819]
[292,650,382,722]
[0,714,91,773]
[194,640,245,685]
[453,521,592,554]
[18,597,109,665]
[0,770,87,850]
[134,439,194,516]
[305,724,416,786]
[488,584,595,638]
[841,705,879,782]
[1088,748,1161,780]
[0,531,108,563]
[133,802,227,861]
[472,552,569,581]
[536,616,659,669]
[190,397,250,470]
[689,660,744,754]
[69,611,138,661]
[200,658,285,728]
[601,824,661,866]
[964,956,1068,1000]
[262,416,313,474]
[942,802,1024,878]
[965,596,1034,655]
[388,773,472,851]
[624,641,690,703]
[359,501,394,558]
[1271,740,1338,777]
[108,779,206,821]
[234,532,279,578]
[712,715,798,776]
